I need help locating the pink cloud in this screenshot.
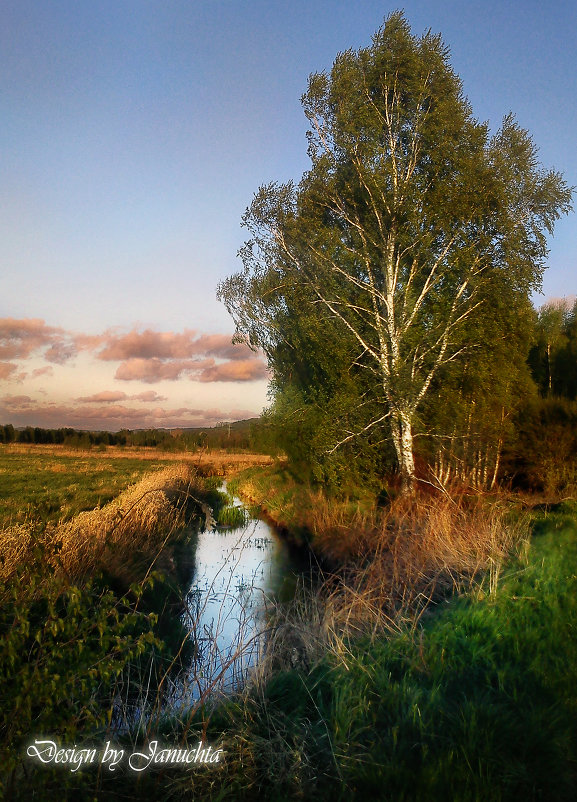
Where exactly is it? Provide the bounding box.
[187,334,255,361]
[69,404,151,421]
[227,408,260,420]
[0,318,58,359]
[32,366,54,378]
[132,390,167,402]
[1,319,269,411]
[197,359,269,383]
[114,354,267,383]
[74,332,108,351]
[1,394,37,411]
[75,390,169,403]
[0,362,18,380]
[95,328,255,362]
[0,318,73,362]
[114,358,209,383]
[0,395,253,431]
[76,391,129,404]
[97,329,199,361]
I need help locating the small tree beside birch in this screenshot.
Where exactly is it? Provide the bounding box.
[219,12,572,493]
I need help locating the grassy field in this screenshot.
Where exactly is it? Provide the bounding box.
[0,449,171,527]
[0,444,273,527]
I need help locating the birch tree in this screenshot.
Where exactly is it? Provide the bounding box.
[219,12,572,492]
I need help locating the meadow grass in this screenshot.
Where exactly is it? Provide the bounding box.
[0,448,173,527]
[320,507,577,801]
[0,445,273,528]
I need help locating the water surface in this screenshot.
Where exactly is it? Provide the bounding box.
[166,484,300,709]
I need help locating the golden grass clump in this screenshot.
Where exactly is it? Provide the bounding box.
[0,521,37,581]
[312,494,529,641]
[244,492,530,679]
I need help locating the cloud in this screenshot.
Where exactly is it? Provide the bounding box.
[0,362,18,380]
[32,366,54,378]
[114,358,209,383]
[186,333,255,361]
[0,395,256,430]
[69,404,154,421]
[132,390,167,402]
[227,408,261,420]
[0,319,267,387]
[76,391,129,403]
[114,354,267,383]
[1,394,37,410]
[0,318,58,359]
[44,342,77,364]
[75,390,168,403]
[197,359,269,382]
[96,329,199,361]
[0,317,73,362]
[95,328,256,362]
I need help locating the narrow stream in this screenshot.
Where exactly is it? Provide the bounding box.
[164,484,303,710]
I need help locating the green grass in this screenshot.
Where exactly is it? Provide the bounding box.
[308,507,577,800]
[216,504,249,528]
[0,450,172,526]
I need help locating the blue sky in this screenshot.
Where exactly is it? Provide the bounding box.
[1,1,575,429]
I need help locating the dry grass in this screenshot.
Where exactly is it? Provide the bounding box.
[324,495,528,638]
[1,443,273,473]
[244,491,530,683]
[228,468,531,679]
[0,463,211,585]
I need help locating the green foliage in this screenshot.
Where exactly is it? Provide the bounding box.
[505,298,577,494]
[508,396,577,493]
[263,384,392,489]
[419,294,539,486]
[529,297,577,399]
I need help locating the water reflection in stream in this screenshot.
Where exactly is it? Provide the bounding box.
[165,485,301,711]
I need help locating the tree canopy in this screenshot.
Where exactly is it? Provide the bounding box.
[219,12,572,492]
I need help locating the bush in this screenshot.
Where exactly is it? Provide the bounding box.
[0,570,161,796]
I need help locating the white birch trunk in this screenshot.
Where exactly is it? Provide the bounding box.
[391,409,416,492]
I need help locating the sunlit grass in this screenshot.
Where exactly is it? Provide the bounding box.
[0,446,273,528]
[0,463,218,585]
